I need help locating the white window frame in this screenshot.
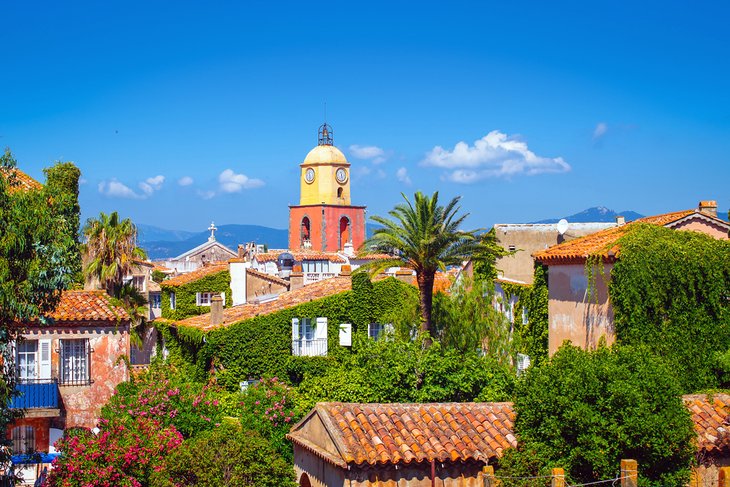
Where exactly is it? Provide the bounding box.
[196,292,213,306]
[151,293,161,309]
[16,340,38,380]
[60,339,91,386]
[170,292,176,310]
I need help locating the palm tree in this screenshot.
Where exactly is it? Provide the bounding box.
[362,191,482,342]
[82,211,146,294]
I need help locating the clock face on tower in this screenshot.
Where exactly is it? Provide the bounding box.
[305,168,315,183]
[335,167,348,183]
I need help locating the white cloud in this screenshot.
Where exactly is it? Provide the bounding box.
[139,175,165,195]
[78,178,88,185]
[98,180,142,199]
[197,190,216,200]
[421,130,570,183]
[354,166,372,177]
[99,175,165,199]
[178,176,194,186]
[218,169,264,193]
[593,122,608,141]
[349,144,387,164]
[396,167,412,185]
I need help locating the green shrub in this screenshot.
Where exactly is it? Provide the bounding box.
[500,343,695,487]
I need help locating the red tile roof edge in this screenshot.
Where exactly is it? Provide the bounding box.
[162,263,228,287]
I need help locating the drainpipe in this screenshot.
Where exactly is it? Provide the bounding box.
[430,459,436,487]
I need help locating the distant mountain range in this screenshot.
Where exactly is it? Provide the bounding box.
[138,224,288,260]
[533,206,644,224]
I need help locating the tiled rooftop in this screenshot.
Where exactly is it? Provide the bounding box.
[245,267,290,287]
[47,290,129,323]
[684,393,730,454]
[254,250,348,264]
[1,167,43,193]
[161,263,228,287]
[532,209,715,264]
[288,402,516,467]
[172,275,352,331]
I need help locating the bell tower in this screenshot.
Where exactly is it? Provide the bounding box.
[289,123,366,252]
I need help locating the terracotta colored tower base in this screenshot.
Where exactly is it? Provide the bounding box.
[289,204,366,252]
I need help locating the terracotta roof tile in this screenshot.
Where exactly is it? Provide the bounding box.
[533,209,718,264]
[254,250,348,264]
[1,167,43,193]
[245,267,290,287]
[173,275,352,331]
[683,394,730,454]
[288,402,516,466]
[47,290,129,323]
[162,263,228,287]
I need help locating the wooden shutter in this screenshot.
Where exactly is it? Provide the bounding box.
[39,339,51,380]
[339,323,352,347]
[315,317,328,340]
[291,318,299,341]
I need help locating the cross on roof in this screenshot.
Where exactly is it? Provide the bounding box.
[208,221,217,242]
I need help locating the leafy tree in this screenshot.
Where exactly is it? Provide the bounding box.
[82,211,146,295]
[432,276,515,363]
[362,191,482,341]
[297,336,514,410]
[150,424,296,487]
[499,343,695,487]
[44,161,82,285]
[0,149,79,466]
[471,227,512,282]
[151,269,167,283]
[113,282,149,348]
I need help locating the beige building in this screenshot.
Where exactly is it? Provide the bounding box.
[287,402,515,487]
[534,201,729,354]
[494,221,617,284]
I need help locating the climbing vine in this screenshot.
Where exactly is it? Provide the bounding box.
[161,270,233,320]
[156,275,419,389]
[519,263,549,365]
[609,224,730,391]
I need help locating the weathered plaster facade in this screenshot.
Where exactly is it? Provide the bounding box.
[547,263,614,355]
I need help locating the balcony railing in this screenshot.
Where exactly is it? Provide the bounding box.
[303,272,337,285]
[9,379,59,409]
[292,338,328,357]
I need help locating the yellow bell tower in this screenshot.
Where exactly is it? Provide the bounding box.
[299,123,351,206]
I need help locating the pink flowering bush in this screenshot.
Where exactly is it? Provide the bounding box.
[239,377,302,461]
[100,366,237,437]
[46,417,183,487]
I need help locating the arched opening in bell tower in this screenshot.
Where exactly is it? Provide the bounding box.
[339,216,350,250]
[301,217,311,248]
[337,187,343,199]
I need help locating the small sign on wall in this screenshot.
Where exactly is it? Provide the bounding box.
[339,323,352,347]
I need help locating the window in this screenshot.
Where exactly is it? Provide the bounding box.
[196,292,213,306]
[302,260,329,273]
[60,339,91,386]
[17,340,38,380]
[170,292,176,310]
[300,318,315,340]
[12,426,34,454]
[132,275,145,292]
[368,323,393,341]
[151,293,161,309]
[508,244,516,251]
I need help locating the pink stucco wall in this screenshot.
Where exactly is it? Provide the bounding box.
[548,263,614,355]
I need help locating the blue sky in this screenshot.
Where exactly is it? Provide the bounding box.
[3,1,728,232]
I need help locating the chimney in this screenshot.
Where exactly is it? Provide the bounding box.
[698,200,718,218]
[237,244,246,259]
[289,264,304,291]
[615,215,625,226]
[210,294,224,327]
[340,264,352,277]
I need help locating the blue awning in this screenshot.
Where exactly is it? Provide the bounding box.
[11,452,60,464]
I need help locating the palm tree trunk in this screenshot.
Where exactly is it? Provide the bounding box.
[417,271,435,346]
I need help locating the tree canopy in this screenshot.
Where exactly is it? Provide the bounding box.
[362,191,482,339]
[499,343,695,487]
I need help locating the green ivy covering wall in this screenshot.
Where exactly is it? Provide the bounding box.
[160,270,233,321]
[157,274,418,390]
[609,224,730,391]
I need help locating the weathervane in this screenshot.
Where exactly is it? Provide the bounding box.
[208,221,218,242]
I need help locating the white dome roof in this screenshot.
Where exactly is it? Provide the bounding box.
[303,145,348,165]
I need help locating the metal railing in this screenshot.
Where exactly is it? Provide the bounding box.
[303,272,337,285]
[8,379,59,409]
[292,338,328,357]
